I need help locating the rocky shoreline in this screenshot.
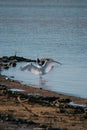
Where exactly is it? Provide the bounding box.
[0,55,87,130]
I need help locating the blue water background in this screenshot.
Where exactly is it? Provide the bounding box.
[0,0,87,98]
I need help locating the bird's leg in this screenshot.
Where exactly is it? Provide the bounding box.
[39,74,43,86]
[39,74,42,80]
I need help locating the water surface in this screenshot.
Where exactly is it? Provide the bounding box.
[0,0,87,98]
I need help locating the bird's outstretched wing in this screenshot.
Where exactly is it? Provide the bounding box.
[20,63,40,75]
[42,60,55,74]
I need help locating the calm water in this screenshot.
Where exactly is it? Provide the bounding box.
[0,0,87,98]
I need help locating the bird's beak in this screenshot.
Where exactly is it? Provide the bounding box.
[54,60,62,65]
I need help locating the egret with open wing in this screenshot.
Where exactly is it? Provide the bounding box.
[20,58,61,78]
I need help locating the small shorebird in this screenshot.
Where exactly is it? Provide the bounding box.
[20,58,62,78]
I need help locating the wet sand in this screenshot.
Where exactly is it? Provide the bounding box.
[0,56,87,130]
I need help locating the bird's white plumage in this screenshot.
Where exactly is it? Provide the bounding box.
[41,60,54,74]
[20,63,40,75]
[20,60,55,76]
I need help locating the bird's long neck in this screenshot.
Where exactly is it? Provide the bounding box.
[37,58,40,64]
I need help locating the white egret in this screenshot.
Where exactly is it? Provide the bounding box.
[20,58,61,78]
